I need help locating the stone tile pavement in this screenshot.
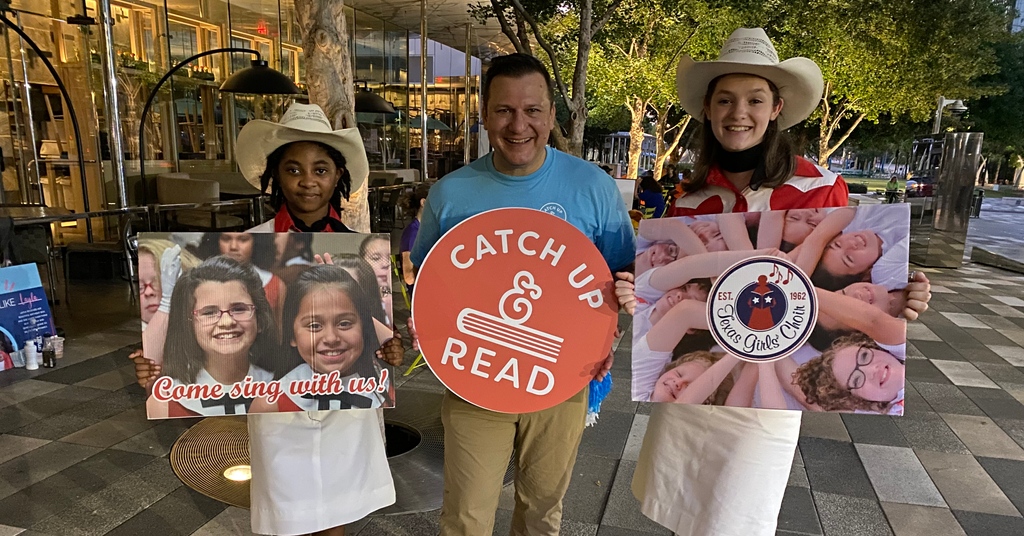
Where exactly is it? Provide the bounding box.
[968,207,1024,264]
[1,265,1024,535]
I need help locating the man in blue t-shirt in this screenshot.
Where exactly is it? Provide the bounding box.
[410,54,635,535]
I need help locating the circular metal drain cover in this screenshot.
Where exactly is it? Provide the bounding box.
[169,390,514,514]
[378,390,515,515]
[169,416,250,508]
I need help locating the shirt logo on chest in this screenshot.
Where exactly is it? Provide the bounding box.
[539,203,567,220]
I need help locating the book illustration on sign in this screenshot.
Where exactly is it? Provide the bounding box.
[456,271,565,363]
[139,232,396,419]
[631,204,909,415]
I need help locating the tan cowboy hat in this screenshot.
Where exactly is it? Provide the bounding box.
[236,103,368,194]
[676,28,823,130]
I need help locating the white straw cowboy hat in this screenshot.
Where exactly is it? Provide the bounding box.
[236,103,368,194]
[676,28,824,130]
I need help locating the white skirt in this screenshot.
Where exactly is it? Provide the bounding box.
[248,409,396,535]
[632,404,800,536]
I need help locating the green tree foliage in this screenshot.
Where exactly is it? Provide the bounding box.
[763,0,1009,165]
[469,0,626,156]
[960,32,1024,184]
[587,0,748,179]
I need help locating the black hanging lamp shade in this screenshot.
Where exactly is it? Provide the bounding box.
[355,88,397,114]
[219,59,301,94]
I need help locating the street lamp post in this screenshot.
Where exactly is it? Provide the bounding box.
[137,48,300,203]
[933,96,967,134]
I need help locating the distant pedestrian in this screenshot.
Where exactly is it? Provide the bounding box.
[885,175,901,203]
[639,172,667,218]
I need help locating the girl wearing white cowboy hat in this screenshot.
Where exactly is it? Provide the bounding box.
[239,103,370,233]
[132,103,404,536]
[614,28,932,535]
[666,27,850,219]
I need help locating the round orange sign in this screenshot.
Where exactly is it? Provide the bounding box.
[412,208,618,413]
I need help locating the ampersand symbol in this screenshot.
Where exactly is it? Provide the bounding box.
[498,271,543,325]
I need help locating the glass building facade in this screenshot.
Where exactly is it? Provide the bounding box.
[1,0,481,242]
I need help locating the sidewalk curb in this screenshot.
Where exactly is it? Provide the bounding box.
[970,247,1024,274]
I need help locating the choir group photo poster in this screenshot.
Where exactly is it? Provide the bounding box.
[631,204,910,416]
[139,231,396,419]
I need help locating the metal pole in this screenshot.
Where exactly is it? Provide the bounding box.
[419,0,428,181]
[2,15,93,220]
[13,13,41,204]
[138,48,261,205]
[933,95,945,135]
[98,0,128,209]
[224,0,237,177]
[464,23,471,165]
[4,27,25,201]
[404,30,411,171]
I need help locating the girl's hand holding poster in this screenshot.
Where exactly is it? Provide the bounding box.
[139,232,397,419]
[630,204,910,415]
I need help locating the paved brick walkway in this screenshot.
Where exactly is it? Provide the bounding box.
[1,224,1024,535]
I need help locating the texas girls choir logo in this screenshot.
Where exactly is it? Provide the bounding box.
[413,208,618,413]
[707,256,817,362]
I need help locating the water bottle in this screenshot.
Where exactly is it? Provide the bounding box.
[23,341,38,370]
[41,334,55,368]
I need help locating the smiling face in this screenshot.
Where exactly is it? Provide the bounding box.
[821,230,882,276]
[653,283,708,315]
[830,344,904,404]
[291,285,364,375]
[839,282,901,318]
[839,282,888,307]
[705,74,783,152]
[636,242,680,275]
[483,72,556,176]
[276,141,343,222]
[651,360,711,402]
[139,252,160,324]
[783,209,824,247]
[218,233,254,265]
[192,281,257,362]
[689,221,727,252]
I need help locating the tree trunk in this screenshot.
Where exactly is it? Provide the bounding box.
[295,0,370,233]
[563,0,594,157]
[653,112,689,181]
[626,98,645,180]
[550,125,569,153]
[818,111,866,168]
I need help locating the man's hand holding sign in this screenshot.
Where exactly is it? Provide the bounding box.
[412,208,618,413]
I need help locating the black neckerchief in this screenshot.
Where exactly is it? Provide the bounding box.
[717,143,768,190]
[286,207,350,233]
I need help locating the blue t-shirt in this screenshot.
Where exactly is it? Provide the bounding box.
[400,219,420,253]
[411,147,636,272]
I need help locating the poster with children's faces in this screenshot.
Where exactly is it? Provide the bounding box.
[138,232,396,419]
[631,204,910,416]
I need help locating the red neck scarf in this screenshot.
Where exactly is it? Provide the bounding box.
[273,206,349,233]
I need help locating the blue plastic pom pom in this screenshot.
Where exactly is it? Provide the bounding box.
[586,373,613,427]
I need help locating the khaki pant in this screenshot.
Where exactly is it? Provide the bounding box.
[439,387,588,536]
